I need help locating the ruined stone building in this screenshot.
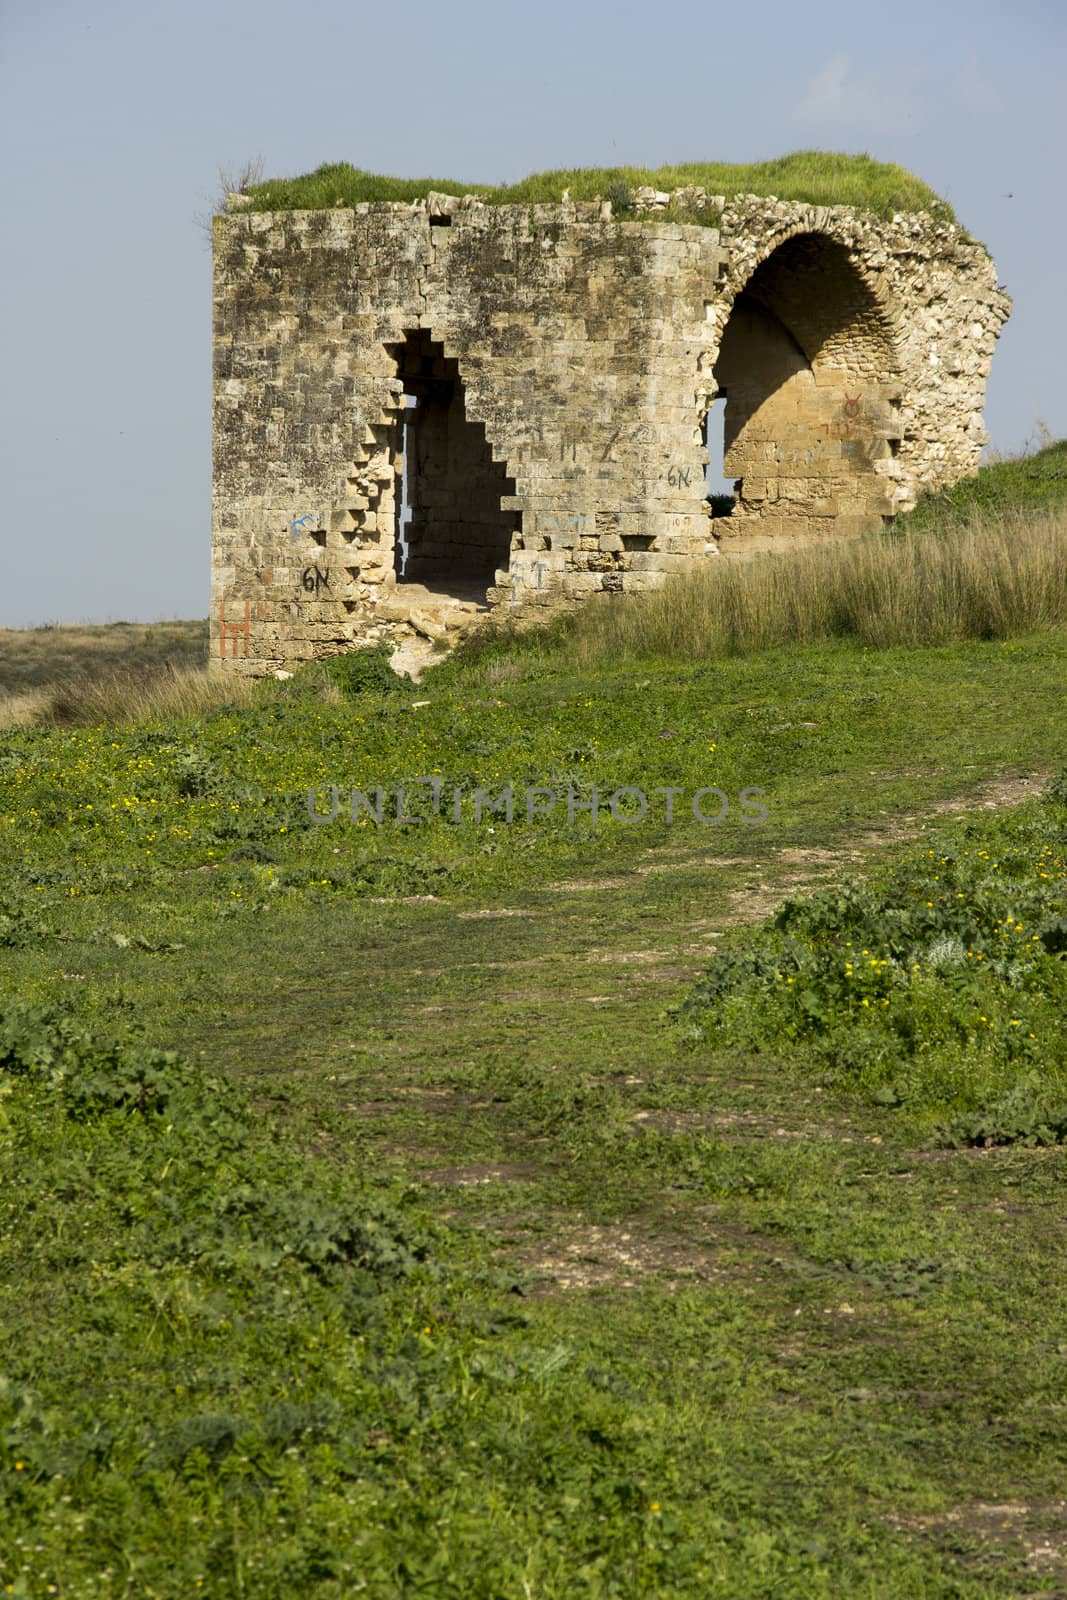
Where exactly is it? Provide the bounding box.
[211,186,1010,673]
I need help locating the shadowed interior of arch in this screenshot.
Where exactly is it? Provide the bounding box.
[387,330,519,596]
[710,233,902,542]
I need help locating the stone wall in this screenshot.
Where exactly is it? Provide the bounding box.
[211,192,1010,672]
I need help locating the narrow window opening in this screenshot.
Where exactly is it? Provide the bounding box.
[704,395,737,517]
[395,394,416,577]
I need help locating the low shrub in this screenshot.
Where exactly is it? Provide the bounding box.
[322,642,412,696]
[940,1073,1067,1148]
[675,778,1067,1116]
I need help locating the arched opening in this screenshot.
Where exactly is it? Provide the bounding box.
[711,234,901,543]
[387,330,519,596]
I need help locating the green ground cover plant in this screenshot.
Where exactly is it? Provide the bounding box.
[8,999,1029,1598]
[677,786,1067,1131]
[239,151,958,227]
[2,622,1066,1594]
[905,437,1067,531]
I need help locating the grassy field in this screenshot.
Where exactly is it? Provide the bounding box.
[2,455,1067,1596]
[0,621,209,729]
[3,444,1064,734]
[0,620,207,693]
[238,151,959,228]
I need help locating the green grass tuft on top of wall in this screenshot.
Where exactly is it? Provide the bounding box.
[236,151,961,228]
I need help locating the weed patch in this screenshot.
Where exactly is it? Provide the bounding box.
[677,779,1067,1122]
[7,1004,1006,1597]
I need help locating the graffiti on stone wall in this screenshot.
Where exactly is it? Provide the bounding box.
[542,512,591,542]
[218,599,268,659]
[508,557,549,602]
[300,565,331,593]
[289,514,324,539]
[599,426,623,463]
[827,394,864,442]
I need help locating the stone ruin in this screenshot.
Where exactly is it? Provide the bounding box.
[211,185,1010,673]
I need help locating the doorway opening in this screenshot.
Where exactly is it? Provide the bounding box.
[387,330,518,596]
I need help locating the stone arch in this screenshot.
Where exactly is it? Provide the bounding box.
[705,230,904,544]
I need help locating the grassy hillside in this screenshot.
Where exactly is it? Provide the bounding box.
[239,151,959,227]
[2,449,1066,1595]
[905,435,1067,530]
[3,444,1063,733]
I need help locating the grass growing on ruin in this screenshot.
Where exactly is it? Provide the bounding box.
[240,151,958,226]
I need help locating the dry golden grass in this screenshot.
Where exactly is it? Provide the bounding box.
[0,666,274,730]
[548,504,1067,668]
[0,688,56,728]
[0,620,207,695]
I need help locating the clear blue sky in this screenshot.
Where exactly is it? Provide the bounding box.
[2,0,1063,626]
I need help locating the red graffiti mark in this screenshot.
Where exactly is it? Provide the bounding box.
[219,599,251,659]
[843,392,862,418]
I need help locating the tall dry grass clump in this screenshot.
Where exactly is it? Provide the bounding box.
[0,666,271,730]
[553,504,1067,668]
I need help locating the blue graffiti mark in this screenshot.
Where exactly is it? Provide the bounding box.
[289,514,320,539]
[542,512,589,543]
[508,557,551,603]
